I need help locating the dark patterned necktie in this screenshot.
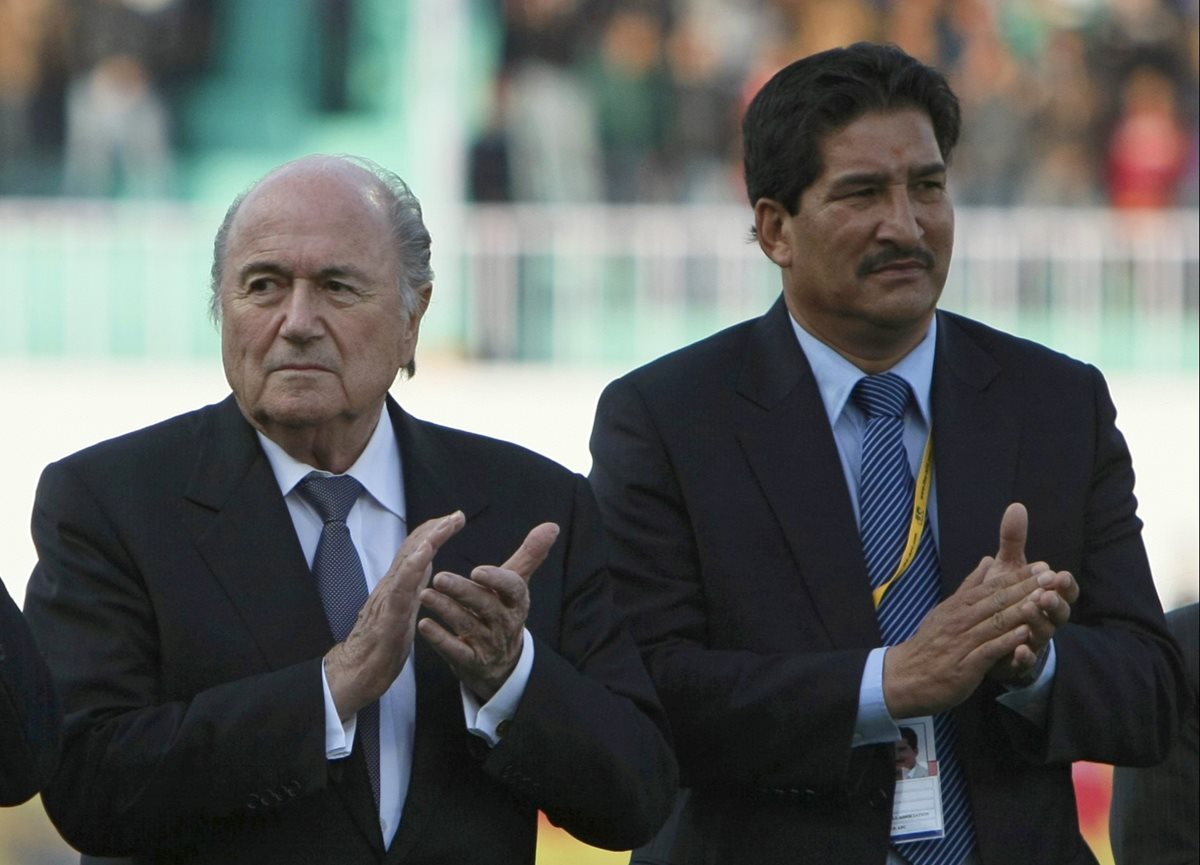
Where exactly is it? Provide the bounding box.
[298,472,380,811]
[853,374,976,865]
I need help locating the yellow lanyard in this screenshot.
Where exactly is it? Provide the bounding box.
[871,434,934,610]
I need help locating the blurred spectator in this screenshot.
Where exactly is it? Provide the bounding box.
[950,5,1037,205]
[1020,28,1105,205]
[1107,63,1192,208]
[585,3,673,202]
[61,0,200,198]
[661,10,742,202]
[0,0,67,195]
[494,0,605,202]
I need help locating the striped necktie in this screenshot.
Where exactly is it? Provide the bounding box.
[299,472,381,811]
[853,373,976,865]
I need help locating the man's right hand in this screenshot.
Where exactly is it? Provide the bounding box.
[324,511,466,721]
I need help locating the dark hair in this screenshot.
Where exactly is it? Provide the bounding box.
[742,42,961,214]
[899,726,919,751]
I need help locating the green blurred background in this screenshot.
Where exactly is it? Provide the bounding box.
[0,1,1196,862]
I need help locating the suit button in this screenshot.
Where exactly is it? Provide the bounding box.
[496,720,511,738]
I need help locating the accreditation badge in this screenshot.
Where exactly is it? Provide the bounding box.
[890,716,945,844]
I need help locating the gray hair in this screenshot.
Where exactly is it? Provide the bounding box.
[208,155,434,323]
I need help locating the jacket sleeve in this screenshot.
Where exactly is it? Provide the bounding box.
[22,460,330,855]
[480,474,679,850]
[1003,365,1185,766]
[0,578,60,806]
[588,376,872,795]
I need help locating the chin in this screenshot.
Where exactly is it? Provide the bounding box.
[252,392,342,430]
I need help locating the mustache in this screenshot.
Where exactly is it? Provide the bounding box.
[857,246,934,277]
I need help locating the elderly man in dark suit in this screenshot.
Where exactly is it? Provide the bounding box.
[23,155,676,864]
[1,579,58,805]
[589,42,1184,865]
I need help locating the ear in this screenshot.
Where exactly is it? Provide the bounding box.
[404,282,433,341]
[753,198,794,268]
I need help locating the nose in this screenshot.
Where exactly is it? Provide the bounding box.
[278,282,323,342]
[876,187,924,247]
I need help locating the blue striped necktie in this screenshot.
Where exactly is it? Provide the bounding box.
[299,472,381,811]
[853,373,976,865]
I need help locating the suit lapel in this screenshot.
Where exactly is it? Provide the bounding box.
[734,299,881,649]
[386,401,489,861]
[183,396,385,857]
[183,396,333,668]
[930,312,1017,594]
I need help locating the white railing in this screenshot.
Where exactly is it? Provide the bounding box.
[1,202,1196,369]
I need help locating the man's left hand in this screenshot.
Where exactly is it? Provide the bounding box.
[984,503,1079,684]
[418,522,560,700]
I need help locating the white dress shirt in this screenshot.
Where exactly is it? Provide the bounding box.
[257,406,534,847]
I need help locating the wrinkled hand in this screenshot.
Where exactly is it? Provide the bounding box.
[882,554,1048,718]
[418,522,560,701]
[982,503,1078,684]
[324,511,466,721]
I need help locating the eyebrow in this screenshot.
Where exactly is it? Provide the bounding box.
[238,261,370,283]
[829,161,947,190]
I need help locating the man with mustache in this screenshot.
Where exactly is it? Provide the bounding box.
[23,155,676,864]
[589,43,1183,864]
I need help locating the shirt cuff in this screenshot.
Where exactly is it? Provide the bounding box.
[462,628,535,747]
[995,639,1057,726]
[853,646,901,746]
[321,658,357,759]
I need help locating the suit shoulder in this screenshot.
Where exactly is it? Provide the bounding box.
[413,418,579,486]
[48,402,220,479]
[611,314,759,395]
[940,311,1095,377]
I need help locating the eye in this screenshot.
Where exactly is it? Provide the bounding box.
[246,276,279,294]
[327,280,351,293]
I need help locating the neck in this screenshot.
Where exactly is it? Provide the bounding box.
[789,307,934,374]
[255,407,384,474]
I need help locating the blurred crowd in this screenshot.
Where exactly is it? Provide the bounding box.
[1,0,1196,207]
[470,0,1200,207]
[0,0,212,197]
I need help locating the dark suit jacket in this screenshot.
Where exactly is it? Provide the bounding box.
[1110,602,1199,865]
[0,578,59,805]
[589,297,1184,865]
[23,395,676,864]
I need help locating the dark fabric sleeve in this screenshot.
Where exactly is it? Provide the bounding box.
[482,474,679,850]
[22,461,329,855]
[589,376,871,794]
[0,578,60,806]
[1003,366,1185,767]
[1109,603,1199,865]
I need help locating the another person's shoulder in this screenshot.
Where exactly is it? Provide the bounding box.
[605,312,763,403]
[410,416,581,495]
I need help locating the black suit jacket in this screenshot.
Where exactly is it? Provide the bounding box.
[0,578,59,805]
[589,297,1183,865]
[23,395,676,864]
[1110,602,1199,865]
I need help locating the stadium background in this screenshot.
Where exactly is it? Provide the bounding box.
[0,1,1196,862]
